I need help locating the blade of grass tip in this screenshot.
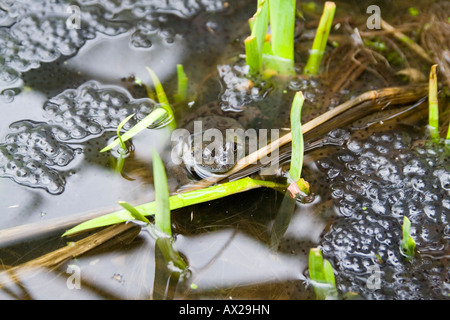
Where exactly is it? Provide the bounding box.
[309,248,326,299]
[118,201,150,224]
[269,0,295,64]
[288,91,305,184]
[309,248,337,300]
[146,66,176,130]
[152,148,171,237]
[100,107,168,152]
[117,113,135,151]
[428,64,439,142]
[246,0,269,73]
[174,64,188,103]
[400,216,416,260]
[62,177,285,237]
[303,1,336,76]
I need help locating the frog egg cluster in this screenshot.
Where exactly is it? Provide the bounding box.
[0,81,158,194]
[218,64,270,112]
[78,0,225,18]
[316,130,450,299]
[0,121,76,194]
[43,81,157,139]
[0,0,126,88]
[0,0,226,90]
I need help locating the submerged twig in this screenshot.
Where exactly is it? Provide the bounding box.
[0,223,140,288]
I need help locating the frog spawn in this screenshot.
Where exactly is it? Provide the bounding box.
[316,129,450,299]
[0,0,225,92]
[0,81,159,194]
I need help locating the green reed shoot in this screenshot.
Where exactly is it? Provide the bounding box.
[119,151,187,275]
[245,0,296,75]
[267,0,295,73]
[146,67,177,130]
[303,2,336,76]
[288,91,305,184]
[152,148,172,236]
[246,0,269,73]
[245,35,261,73]
[62,177,285,237]
[174,64,188,103]
[309,248,337,300]
[400,216,416,260]
[428,64,439,142]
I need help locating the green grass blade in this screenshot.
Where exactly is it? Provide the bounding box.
[174,64,188,103]
[152,148,171,236]
[309,248,337,300]
[428,64,439,142]
[146,66,176,130]
[246,0,269,73]
[288,91,305,182]
[118,201,150,224]
[400,216,416,260]
[303,1,336,75]
[116,113,135,151]
[62,177,284,237]
[100,107,168,152]
[245,35,261,73]
[269,0,295,62]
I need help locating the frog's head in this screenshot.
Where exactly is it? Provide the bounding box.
[181,130,245,178]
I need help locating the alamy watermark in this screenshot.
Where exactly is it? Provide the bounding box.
[366,264,381,291]
[66,264,81,290]
[66,5,81,30]
[366,5,381,30]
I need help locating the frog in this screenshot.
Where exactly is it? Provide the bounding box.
[167,102,259,187]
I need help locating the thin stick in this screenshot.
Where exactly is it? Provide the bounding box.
[0,223,139,287]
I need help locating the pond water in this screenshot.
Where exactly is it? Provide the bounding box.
[0,0,448,300]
